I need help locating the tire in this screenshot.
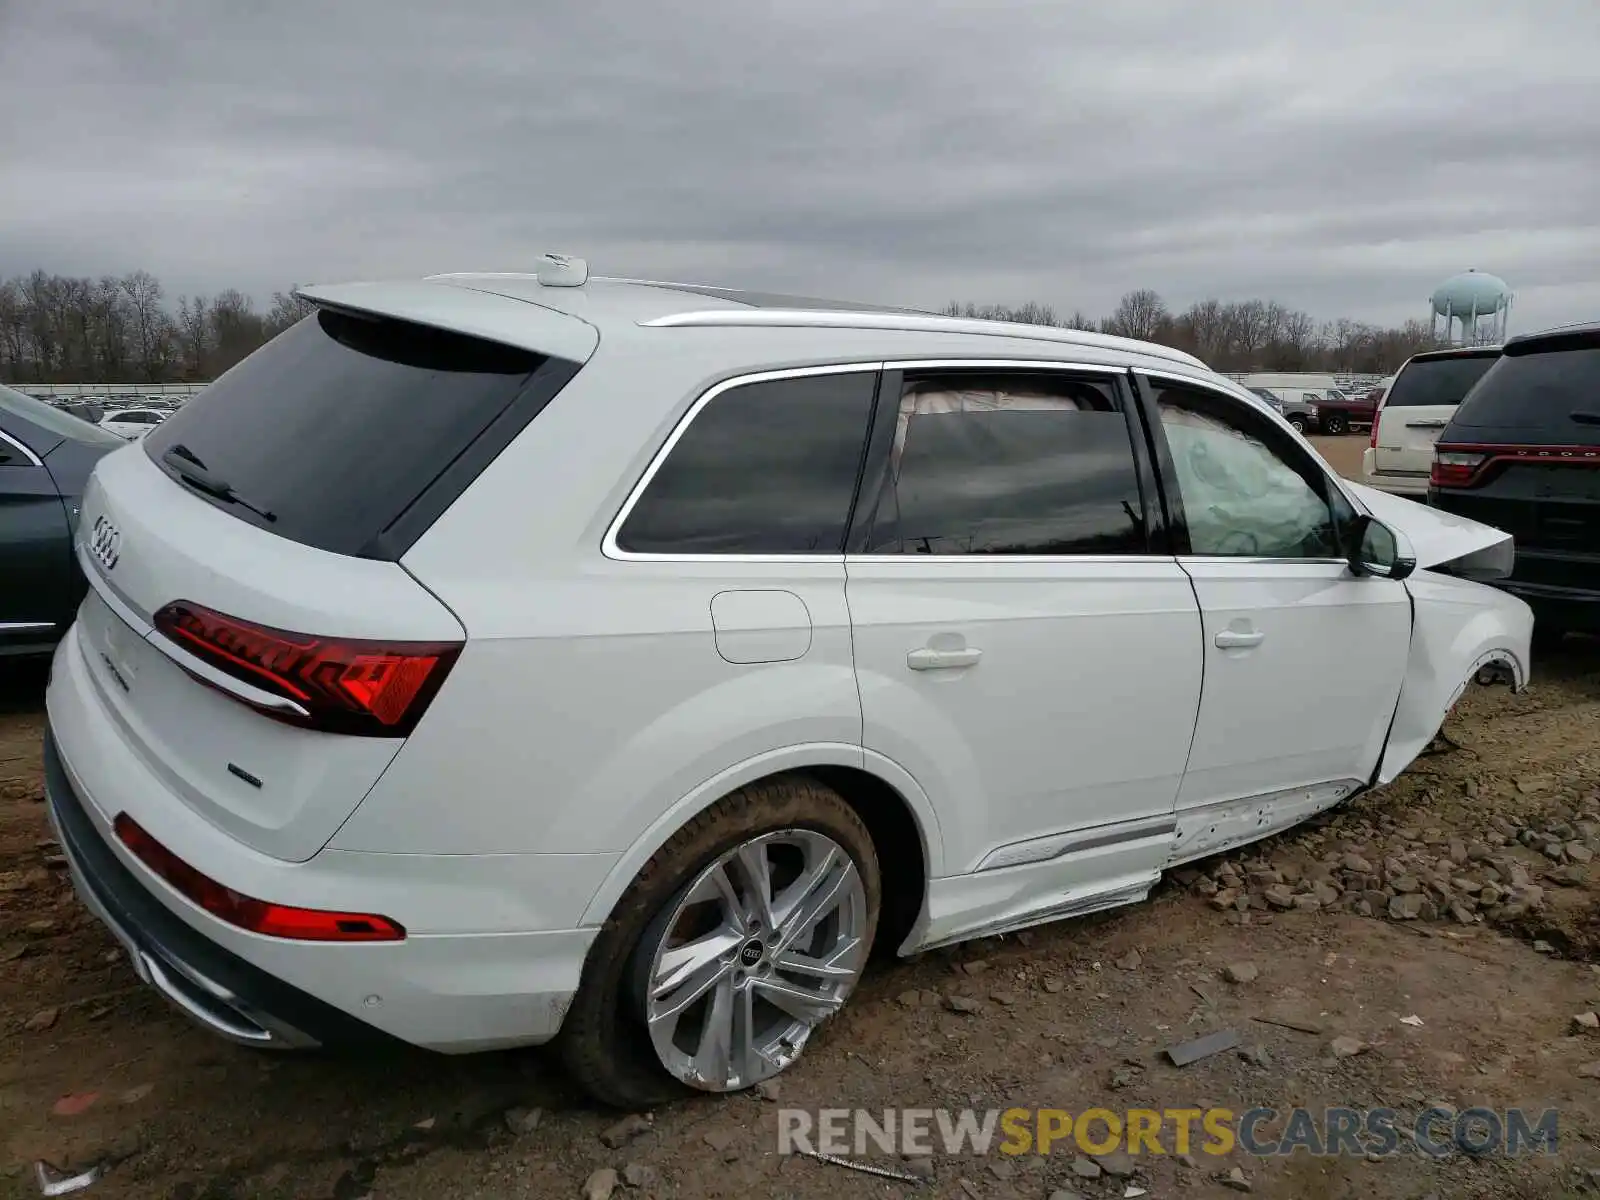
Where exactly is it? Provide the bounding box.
[556,775,881,1109]
[1321,413,1349,436]
[1288,416,1306,433]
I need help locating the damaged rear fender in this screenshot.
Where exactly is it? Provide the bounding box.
[1376,570,1533,784]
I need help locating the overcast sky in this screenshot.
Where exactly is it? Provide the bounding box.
[3,0,1597,334]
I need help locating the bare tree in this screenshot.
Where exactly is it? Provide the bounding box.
[176,295,210,380]
[208,289,264,374]
[265,288,317,338]
[0,266,1456,388]
[120,270,168,382]
[1102,289,1169,341]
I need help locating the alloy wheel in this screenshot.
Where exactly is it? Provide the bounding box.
[642,829,869,1091]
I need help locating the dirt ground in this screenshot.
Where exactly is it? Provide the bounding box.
[6,434,1600,1200]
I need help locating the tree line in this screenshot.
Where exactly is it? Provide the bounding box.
[0,267,1443,385]
[944,289,1444,375]
[0,270,317,385]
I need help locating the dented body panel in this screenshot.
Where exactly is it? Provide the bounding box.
[1341,479,1532,781]
[1379,569,1531,783]
[1346,480,1515,579]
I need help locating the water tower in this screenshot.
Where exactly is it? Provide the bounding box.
[1429,270,1512,346]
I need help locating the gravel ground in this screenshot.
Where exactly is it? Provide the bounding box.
[8,434,1600,1200]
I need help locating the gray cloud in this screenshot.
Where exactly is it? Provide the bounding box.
[2,0,1597,333]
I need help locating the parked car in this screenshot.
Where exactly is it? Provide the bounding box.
[43,263,1531,1109]
[1239,374,1370,434]
[1361,347,1501,498]
[1429,322,1600,645]
[1247,385,1284,414]
[1,384,126,657]
[99,407,172,439]
[1249,386,1318,433]
[58,399,107,425]
[1307,388,1378,437]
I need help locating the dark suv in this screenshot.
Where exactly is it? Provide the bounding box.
[1429,323,1600,642]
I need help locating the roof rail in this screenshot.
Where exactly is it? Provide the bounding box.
[638,308,1209,369]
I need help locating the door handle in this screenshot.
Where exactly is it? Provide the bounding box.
[907,646,983,671]
[1214,629,1265,649]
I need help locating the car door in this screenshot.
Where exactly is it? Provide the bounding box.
[0,423,74,648]
[1134,373,1412,860]
[845,364,1203,947]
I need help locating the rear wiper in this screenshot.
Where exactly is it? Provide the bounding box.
[162,444,277,523]
[1570,411,1600,426]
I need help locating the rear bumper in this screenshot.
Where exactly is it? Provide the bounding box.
[45,730,371,1050]
[45,625,600,1052]
[1359,453,1431,499]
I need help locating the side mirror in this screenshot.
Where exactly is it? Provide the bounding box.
[1349,514,1416,581]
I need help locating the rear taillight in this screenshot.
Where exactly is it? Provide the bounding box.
[1369,412,1381,450]
[1431,450,1487,488]
[153,601,461,737]
[113,813,405,941]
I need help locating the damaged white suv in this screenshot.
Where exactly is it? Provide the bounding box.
[44,258,1531,1108]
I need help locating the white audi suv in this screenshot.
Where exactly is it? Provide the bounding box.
[45,257,1531,1107]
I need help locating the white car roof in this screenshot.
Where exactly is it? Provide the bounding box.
[297,269,1211,376]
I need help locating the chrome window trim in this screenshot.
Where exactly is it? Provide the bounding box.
[0,620,56,632]
[601,362,885,562]
[882,357,1129,373]
[602,357,1172,564]
[1178,556,1351,567]
[847,555,1166,566]
[602,355,1224,565]
[0,427,45,467]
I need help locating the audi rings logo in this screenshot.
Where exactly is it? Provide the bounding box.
[89,514,122,571]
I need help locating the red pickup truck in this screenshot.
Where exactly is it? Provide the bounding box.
[1310,386,1382,436]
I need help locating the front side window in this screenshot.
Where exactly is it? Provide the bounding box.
[858,371,1147,556]
[615,370,877,554]
[1153,381,1349,559]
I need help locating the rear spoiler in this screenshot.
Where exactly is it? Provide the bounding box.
[295,281,598,365]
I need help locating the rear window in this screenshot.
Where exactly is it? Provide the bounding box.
[144,309,571,558]
[1450,342,1600,440]
[1383,355,1497,407]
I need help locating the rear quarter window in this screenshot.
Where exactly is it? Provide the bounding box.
[614,371,878,555]
[144,309,579,559]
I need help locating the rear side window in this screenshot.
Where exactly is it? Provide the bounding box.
[1383,355,1497,407]
[614,371,878,554]
[1450,341,1600,440]
[857,372,1147,556]
[145,310,569,559]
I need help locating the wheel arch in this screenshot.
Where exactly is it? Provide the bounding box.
[1376,574,1533,784]
[577,745,942,950]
